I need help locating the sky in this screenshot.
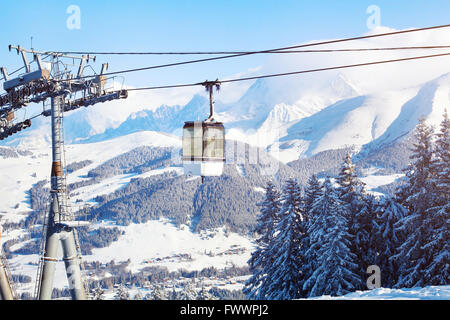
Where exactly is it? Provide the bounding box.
[1,1,450,86]
[1,1,450,118]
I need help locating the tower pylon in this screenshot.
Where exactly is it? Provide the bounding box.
[37,59,87,300]
[1,45,128,300]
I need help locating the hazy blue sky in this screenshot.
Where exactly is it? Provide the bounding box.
[1,1,449,88]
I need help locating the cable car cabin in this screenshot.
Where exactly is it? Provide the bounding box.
[182,121,225,177]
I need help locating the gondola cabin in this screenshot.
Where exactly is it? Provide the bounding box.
[182,121,225,177]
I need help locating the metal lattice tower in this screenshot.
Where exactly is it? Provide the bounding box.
[0,46,128,300]
[36,57,86,300]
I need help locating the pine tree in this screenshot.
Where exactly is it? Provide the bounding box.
[197,285,217,300]
[178,282,197,300]
[303,175,322,216]
[393,116,438,288]
[301,175,323,293]
[336,154,366,212]
[244,181,281,299]
[149,284,168,300]
[354,194,378,272]
[423,110,450,285]
[396,116,435,214]
[114,285,130,300]
[373,197,407,287]
[303,178,361,297]
[336,154,368,289]
[264,179,306,300]
[431,109,450,207]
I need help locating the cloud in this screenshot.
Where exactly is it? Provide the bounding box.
[259,26,450,98]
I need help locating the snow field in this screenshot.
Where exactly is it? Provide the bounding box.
[84,219,255,274]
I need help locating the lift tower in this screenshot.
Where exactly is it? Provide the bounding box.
[37,55,87,300]
[1,46,128,300]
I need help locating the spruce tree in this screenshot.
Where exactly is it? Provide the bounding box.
[431,110,450,206]
[197,285,217,300]
[354,194,378,272]
[149,284,168,300]
[373,197,407,287]
[423,110,450,285]
[336,154,368,289]
[301,175,323,294]
[264,179,306,300]
[393,116,437,288]
[179,282,197,300]
[303,178,360,297]
[336,154,366,212]
[114,285,130,300]
[396,116,435,214]
[244,181,281,299]
[253,181,281,245]
[303,175,322,216]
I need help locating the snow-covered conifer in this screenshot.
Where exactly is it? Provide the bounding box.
[422,110,449,285]
[336,154,368,289]
[149,284,168,300]
[114,285,130,300]
[264,179,307,299]
[373,197,407,287]
[393,116,439,288]
[301,175,323,293]
[197,285,217,300]
[178,282,197,300]
[303,178,361,297]
[244,181,281,299]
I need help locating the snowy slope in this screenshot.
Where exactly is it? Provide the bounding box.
[84,219,254,273]
[312,285,450,300]
[5,218,255,292]
[281,87,419,157]
[0,131,181,223]
[363,72,450,152]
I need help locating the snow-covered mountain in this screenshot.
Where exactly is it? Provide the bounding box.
[231,71,449,161]
[58,71,448,163]
[362,72,450,152]
[3,70,450,167]
[80,95,210,143]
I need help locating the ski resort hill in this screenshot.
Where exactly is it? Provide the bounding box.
[313,285,450,300]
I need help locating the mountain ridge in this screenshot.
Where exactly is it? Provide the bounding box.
[2,69,449,164]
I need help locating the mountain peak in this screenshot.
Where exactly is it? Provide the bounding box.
[188,93,209,105]
[330,73,361,98]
